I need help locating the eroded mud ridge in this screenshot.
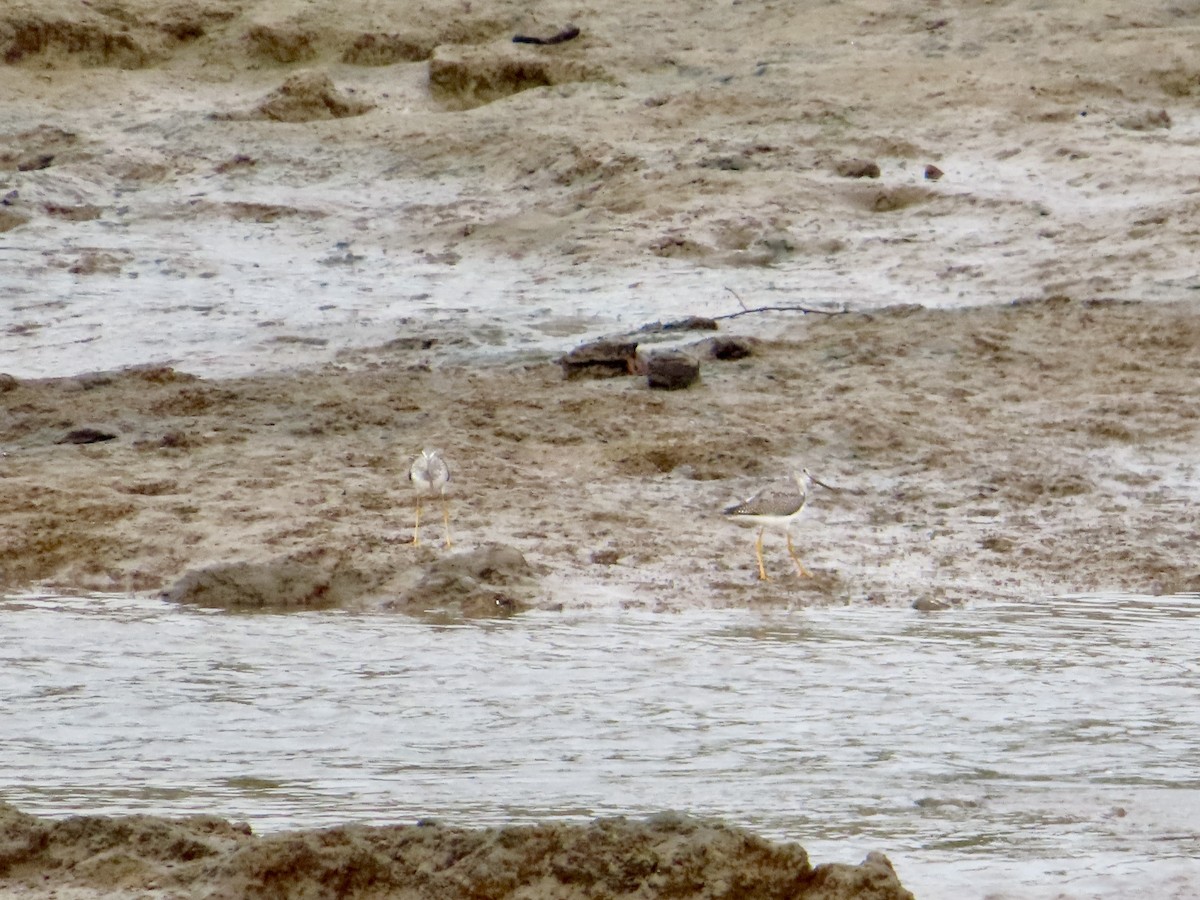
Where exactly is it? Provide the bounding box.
[2,298,1198,611]
[0,803,915,899]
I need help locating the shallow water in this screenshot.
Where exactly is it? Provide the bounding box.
[3,593,1199,899]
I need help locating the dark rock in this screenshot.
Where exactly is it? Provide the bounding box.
[162,560,364,609]
[17,154,54,172]
[704,336,755,360]
[924,164,944,181]
[636,316,719,334]
[700,154,752,171]
[56,427,117,445]
[979,535,1015,553]
[512,25,581,46]
[835,158,881,178]
[646,350,700,390]
[912,597,953,612]
[559,339,639,380]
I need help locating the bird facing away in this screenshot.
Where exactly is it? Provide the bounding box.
[723,469,814,580]
[409,448,452,547]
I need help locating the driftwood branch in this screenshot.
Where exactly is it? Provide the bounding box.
[716,287,871,321]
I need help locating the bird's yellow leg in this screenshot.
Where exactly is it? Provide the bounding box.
[441,498,453,548]
[755,528,769,581]
[786,531,812,578]
[413,498,422,546]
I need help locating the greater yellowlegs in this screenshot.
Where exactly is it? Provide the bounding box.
[409,448,452,547]
[724,468,815,580]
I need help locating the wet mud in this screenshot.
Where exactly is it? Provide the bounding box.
[0,804,914,900]
[2,298,1199,611]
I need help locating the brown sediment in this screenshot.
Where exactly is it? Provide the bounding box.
[2,298,1198,610]
[0,804,915,900]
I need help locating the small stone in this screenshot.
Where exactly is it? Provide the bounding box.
[17,154,54,172]
[912,597,953,612]
[645,350,700,390]
[559,339,639,379]
[924,164,944,181]
[705,336,754,360]
[56,427,117,445]
[636,316,719,334]
[835,158,881,178]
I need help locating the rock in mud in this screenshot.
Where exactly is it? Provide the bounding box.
[700,335,755,360]
[387,543,535,618]
[56,427,117,444]
[645,350,701,390]
[559,338,640,379]
[835,158,881,178]
[635,316,719,334]
[162,559,366,610]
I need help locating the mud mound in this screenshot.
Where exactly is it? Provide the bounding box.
[386,543,537,618]
[341,31,435,66]
[162,558,370,610]
[0,12,159,67]
[0,803,914,900]
[0,126,79,171]
[0,1,231,68]
[429,43,611,110]
[250,71,374,122]
[244,16,511,67]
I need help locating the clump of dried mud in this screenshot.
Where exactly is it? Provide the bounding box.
[0,803,915,900]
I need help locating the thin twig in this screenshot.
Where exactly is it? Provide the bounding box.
[725,286,751,312]
[714,303,855,320]
[719,286,870,320]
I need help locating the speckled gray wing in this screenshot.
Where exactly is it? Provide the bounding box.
[724,478,807,518]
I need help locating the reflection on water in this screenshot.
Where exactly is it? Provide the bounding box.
[3,593,1199,899]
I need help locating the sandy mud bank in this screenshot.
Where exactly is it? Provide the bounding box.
[2,298,1198,611]
[0,803,915,899]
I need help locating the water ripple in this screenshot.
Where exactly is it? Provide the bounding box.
[2,592,1199,899]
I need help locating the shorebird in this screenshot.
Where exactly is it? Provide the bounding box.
[409,448,452,547]
[724,468,816,580]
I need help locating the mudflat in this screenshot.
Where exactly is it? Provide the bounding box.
[3,297,1199,612]
[3,0,1197,613]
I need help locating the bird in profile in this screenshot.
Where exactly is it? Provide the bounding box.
[724,468,815,581]
[409,448,452,547]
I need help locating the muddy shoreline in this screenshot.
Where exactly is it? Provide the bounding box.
[3,297,1198,611]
